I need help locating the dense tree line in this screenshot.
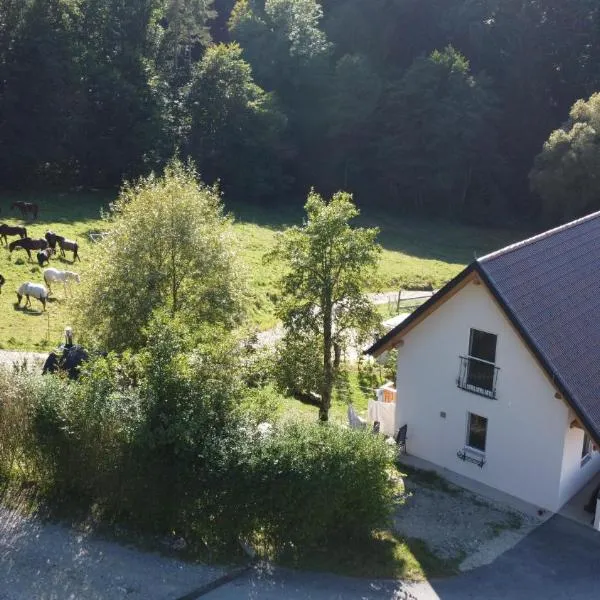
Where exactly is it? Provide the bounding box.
[1,0,599,223]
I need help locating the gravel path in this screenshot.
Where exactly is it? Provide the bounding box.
[0,505,226,600]
[0,350,46,370]
[255,290,433,350]
[394,477,541,572]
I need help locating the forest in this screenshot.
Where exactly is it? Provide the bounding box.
[1,0,599,225]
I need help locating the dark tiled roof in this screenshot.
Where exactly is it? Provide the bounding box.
[367,210,600,443]
[478,210,600,444]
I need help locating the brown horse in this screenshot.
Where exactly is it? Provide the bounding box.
[57,237,80,262]
[11,201,38,220]
[9,237,48,261]
[45,231,60,250]
[0,223,27,245]
[0,274,5,294]
[37,247,55,267]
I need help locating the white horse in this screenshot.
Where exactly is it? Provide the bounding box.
[43,268,80,296]
[16,282,49,310]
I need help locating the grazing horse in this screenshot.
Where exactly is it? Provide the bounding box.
[37,247,55,267]
[11,201,38,220]
[0,274,5,294]
[16,282,48,310]
[0,224,27,246]
[9,238,48,261]
[57,237,80,262]
[43,268,80,296]
[45,231,61,250]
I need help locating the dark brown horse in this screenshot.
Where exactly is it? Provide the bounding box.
[0,223,27,245]
[45,231,60,250]
[0,274,5,294]
[11,201,38,220]
[9,237,48,261]
[37,247,55,267]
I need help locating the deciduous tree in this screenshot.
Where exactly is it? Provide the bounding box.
[76,159,246,351]
[270,190,380,421]
[530,92,600,224]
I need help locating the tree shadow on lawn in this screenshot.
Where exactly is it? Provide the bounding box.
[277,530,460,581]
[0,191,112,227]
[227,198,526,266]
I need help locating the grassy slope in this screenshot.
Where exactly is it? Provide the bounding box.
[0,192,525,349]
[0,192,110,351]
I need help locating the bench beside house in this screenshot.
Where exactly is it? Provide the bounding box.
[367,211,600,513]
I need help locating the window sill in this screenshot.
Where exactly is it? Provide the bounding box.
[457,448,486,468]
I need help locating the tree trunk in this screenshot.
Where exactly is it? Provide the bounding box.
[333,342,341,370]
[320,298,334,422]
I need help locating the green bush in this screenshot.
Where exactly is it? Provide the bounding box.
[0,344,396,560]
[215,422,396,554]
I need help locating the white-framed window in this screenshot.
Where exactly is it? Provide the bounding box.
[466,412,488,454]
[581,433,593,467]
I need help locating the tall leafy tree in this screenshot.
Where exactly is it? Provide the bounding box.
[319,53,382,194]
[271,190,380,421]
[186,43,288,200]
[157,0,216,84]
[230,0,331,187]
[376,46,501,219]
[0,0,82,185]
[530,93,600,225]
[76,159,246,351]
[75,0,166,186]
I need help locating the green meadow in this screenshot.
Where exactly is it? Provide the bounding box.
[0,192,523,350]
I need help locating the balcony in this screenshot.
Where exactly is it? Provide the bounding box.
[457,355,499,399]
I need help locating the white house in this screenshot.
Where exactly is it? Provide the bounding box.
[367,211,600,513]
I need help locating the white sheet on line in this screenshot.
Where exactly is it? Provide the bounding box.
[367,400,396,436]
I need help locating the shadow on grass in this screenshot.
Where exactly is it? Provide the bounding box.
[0,191,111,227]
[277,529,460,581]
[13,303,47,316]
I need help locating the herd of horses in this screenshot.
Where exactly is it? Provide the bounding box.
[0,203,81,311]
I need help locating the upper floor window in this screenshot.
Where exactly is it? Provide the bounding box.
[457,329,499,398]
[469,329,497,364]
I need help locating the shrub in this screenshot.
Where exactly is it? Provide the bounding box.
[214,422,396,555]
[0,345,396,562]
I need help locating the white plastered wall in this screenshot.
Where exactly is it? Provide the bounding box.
[558,416,600,508]
[395,280,573,512]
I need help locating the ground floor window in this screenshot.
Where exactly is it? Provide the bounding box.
[467,413,488,453]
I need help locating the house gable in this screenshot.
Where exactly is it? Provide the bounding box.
[394,278,570,510]
[367,259,600,448]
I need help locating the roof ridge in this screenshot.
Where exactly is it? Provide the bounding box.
[478,210,600,262]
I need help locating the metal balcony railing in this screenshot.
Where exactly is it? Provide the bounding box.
[457,356,499,399]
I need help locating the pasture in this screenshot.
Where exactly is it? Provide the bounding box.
[0,192,524,350]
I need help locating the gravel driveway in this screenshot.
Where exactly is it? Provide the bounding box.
[394,472,542,572]
[0,505,226,600]
[0,350,46,370]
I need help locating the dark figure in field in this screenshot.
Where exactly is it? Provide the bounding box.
[9,237,48,261]
[0,224,27,246]
[37,247,54,267]
[42,328,89,380]
[0,274,5,293]
[11,201,38,220]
